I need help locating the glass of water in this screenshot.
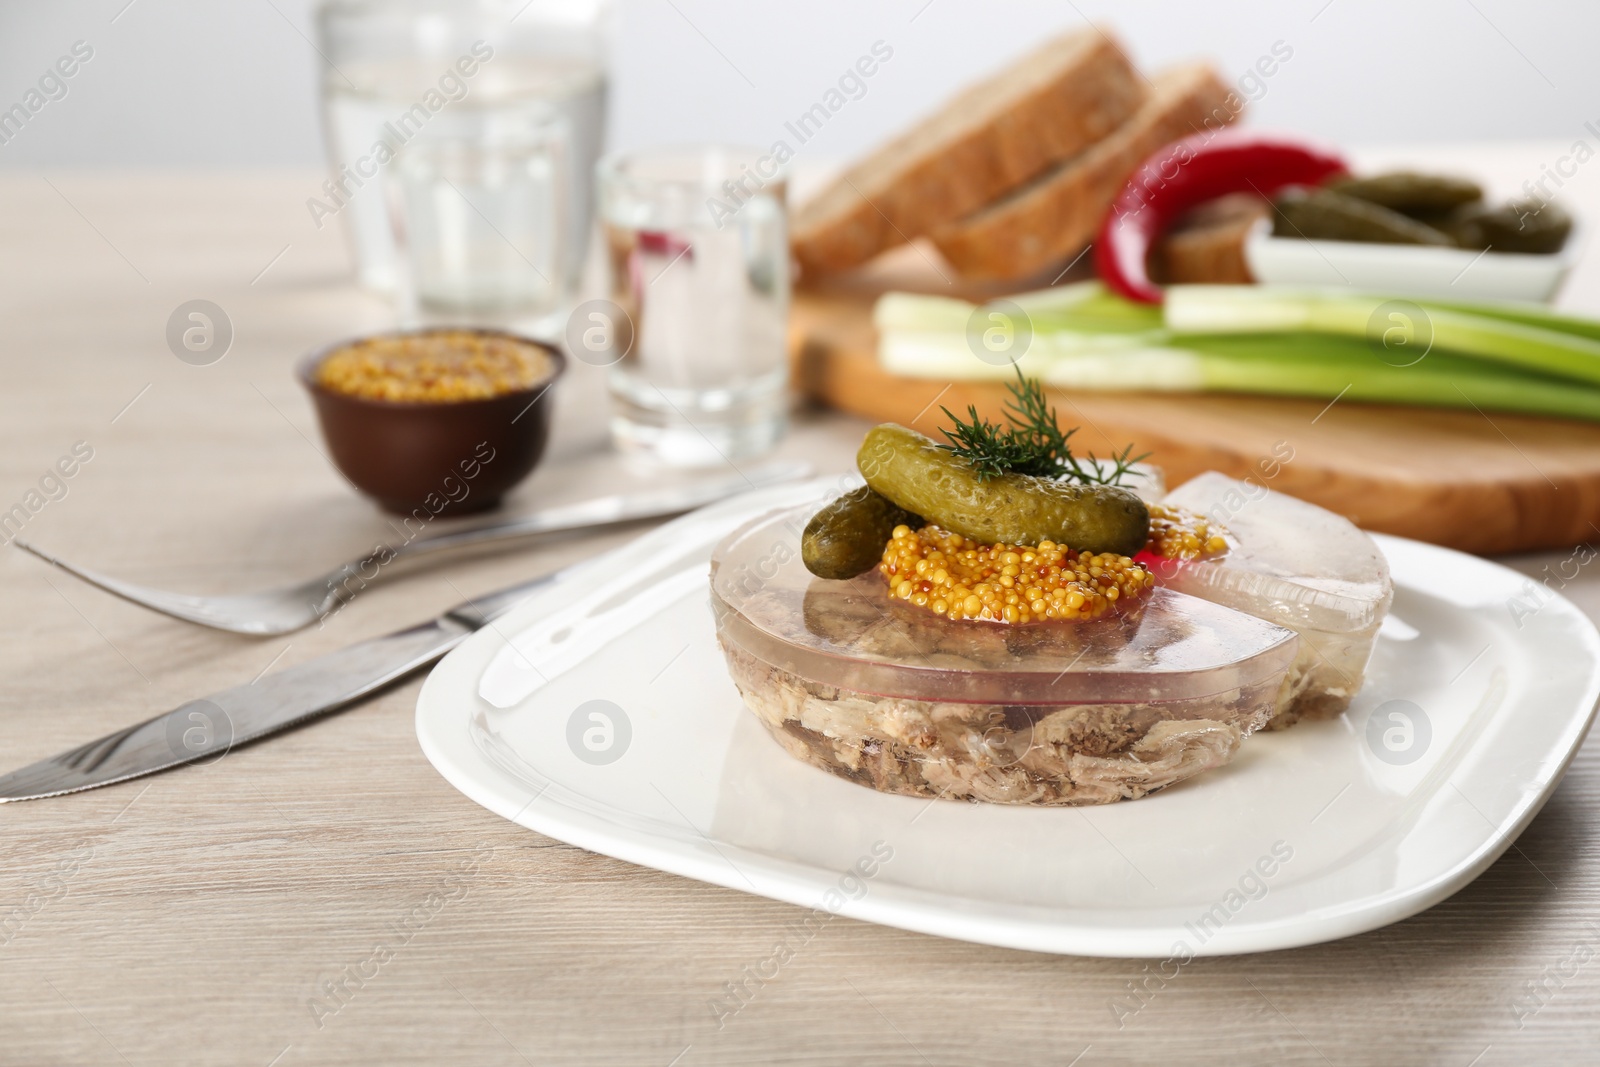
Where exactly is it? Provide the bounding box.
[591,145,790,466]
[315,0,610,295]
[391,110,567,321]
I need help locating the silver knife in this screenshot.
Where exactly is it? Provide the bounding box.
[0,568,562,802]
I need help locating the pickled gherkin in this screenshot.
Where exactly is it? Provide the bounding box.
[801,486,922,579]
[1328,171,1483,215]
[1273,188,1454,246]
[1443,199,1572,254]
[857,424,1150,556]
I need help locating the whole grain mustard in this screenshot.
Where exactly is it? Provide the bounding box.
[316,331,551,402]
[878,524,1155,624]
[1145,504,1229,561]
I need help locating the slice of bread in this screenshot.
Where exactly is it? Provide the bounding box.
[930,62,1239,281]
[790,28,1144,276]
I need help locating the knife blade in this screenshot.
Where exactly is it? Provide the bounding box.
[0,567,567,802]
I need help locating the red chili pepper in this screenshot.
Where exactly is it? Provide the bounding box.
[1094,130,1349,304]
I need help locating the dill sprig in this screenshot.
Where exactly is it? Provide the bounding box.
[938,367,1148,486]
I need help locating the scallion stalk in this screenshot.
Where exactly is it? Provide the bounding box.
[873,287,1600,422]
[1165,286,1600,387]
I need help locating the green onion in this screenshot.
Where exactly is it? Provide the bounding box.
[879,329,1600,422]
[873,284,1600,423]
[1421,296,1600,343]
[1165,286,1600,387]
[1185,334,1600,421]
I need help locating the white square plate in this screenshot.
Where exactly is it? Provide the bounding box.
[416,482,1600,957]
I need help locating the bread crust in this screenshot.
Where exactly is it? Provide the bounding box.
[931,63,1239,281]
[790,28,1144,275]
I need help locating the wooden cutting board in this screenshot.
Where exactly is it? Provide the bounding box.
[788,246,1600,555]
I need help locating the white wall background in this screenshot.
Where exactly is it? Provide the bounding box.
[0,0,1595,168]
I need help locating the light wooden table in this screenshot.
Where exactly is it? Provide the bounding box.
[1,166,1597,1067]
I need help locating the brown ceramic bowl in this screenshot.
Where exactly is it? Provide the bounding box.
[299,328,565,517]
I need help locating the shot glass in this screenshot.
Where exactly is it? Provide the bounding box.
[588,145,790,466]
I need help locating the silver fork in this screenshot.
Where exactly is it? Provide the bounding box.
[14,460,810,636]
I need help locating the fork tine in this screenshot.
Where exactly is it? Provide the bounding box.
[8,461,813,636]
[12,539,307,635]
[13,539,60,568]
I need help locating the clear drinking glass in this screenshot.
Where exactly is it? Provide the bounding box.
[391,111,567,318]
[596,146,790,466]
[315,0,610,294]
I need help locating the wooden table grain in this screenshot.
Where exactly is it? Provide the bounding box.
[1,167,1598,1067]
